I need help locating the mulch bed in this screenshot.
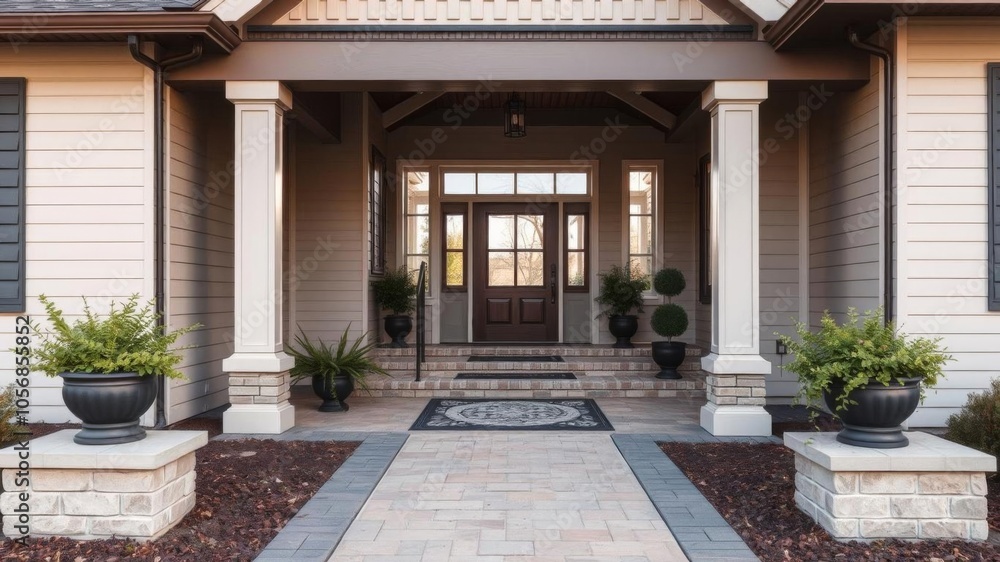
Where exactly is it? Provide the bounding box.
[0,437,358,561]
[660,442,1000,562]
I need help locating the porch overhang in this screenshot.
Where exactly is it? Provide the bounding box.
[0,12,241,53]
[168,41,870,85]
[767,0,1000,50]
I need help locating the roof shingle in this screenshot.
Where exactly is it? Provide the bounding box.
[0,1,203,13]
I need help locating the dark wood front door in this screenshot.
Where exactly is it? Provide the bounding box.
[473,203,559,342]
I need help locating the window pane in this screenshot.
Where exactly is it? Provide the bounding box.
[516,215,544,250]
[516,173,554,194]
[407,184,429,215]
[443,172,476,194]
[567,214,585,250]
[557,173,588,194]
[488,251,515,286]
[445,214,464,250]
[479,173,515,194]
[407,170,429,192]
[446,251,464,286]
[488,215,515,249]
[629,255,652,278]
[567,251,585,286]
[407,256,429,289]
[630,191,652,215]
[629,215,652,255]
[629,170,653,192]
[407,216,430,254]
[516,251,544,286]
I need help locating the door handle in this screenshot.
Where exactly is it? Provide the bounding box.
[550,264,557,304]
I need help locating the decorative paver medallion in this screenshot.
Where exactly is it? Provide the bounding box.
[410,398,614,430]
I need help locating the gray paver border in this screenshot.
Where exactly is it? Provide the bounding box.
[614,432,779,562]
[242,431,409,562]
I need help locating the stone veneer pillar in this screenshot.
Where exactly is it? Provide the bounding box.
[699,80,772,436]
[0,430,207,541]
[222,81,295,434]
[785,432,996,541]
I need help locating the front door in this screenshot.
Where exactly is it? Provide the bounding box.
[473,203,559,341]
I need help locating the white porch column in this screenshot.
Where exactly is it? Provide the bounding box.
[222,81,295,434]
[700,81,773,436]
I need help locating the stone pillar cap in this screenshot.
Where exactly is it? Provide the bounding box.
[0,430,208,470]
[784,431,997,473]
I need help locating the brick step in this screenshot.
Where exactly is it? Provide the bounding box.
[377,357,702,373]
[363,371,706,399]
[375,344,703,359]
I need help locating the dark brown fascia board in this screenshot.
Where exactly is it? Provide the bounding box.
[764,0,825,50]
[0,12,241,53]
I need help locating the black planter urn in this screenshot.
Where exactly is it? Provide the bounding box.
[823,377,923,449]
[651,341,686,379]
[608,315,639,348]
[312,374,356,412]
[384,314,413,348]
[59,372,157,445]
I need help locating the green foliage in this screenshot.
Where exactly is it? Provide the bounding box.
[372,266,418,315]
[287,324,389,398]
[946,378,1000,461]
[0,385,16,446]
[31,295,200,379]
[653,268,686,298]
[595,264,650,318]
[651,304,688,341]
[650,268,689,341]
[777,308,951,415]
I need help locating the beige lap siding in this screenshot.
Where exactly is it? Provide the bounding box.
[0,45,154,423]
[898,18,1000,426]
[164,89,236,423]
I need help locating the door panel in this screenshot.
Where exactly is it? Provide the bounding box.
[474,203,558,341]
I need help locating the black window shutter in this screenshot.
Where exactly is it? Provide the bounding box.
[0,78,25,313]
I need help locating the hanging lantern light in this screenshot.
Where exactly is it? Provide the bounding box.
[504,92,526,138]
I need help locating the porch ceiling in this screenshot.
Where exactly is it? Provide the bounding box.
[370,90,702,131]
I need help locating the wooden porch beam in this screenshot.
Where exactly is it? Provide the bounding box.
[665,97,705,141]
[383,91,445,129]
[606,91,677,130]
[289,92,340,144]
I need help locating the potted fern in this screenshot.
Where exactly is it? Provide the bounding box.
[649,268,688,379]
[287,325,389,412]
[371,266,418,347]
[595,264,650,348]
[31,295,199,445]
[777,308,951,449]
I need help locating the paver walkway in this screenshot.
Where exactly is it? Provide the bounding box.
[330,432,688,561]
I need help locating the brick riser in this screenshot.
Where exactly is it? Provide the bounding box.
[375,345,702,358]
[364,375,706,399]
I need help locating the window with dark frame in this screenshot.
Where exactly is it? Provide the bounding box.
[565,204,589,291]
[0,78,26,313]
[369,147,387,275]
[698,154,712,305]
[442,203,467,291]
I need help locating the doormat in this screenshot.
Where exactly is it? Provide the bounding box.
[410,399,614,431]
[467,355,564,362]
[454,372,577,380]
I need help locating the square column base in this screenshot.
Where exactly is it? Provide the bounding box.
[700,403,772,436]
[785,432,996,541]
[223,403,295,434]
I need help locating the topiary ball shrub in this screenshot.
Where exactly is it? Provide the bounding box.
[651,303,689,341]
[653,268,686,298]
[946,378,1000,464]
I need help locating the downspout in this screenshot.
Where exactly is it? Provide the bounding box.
[848,30,894,325]
[128,35,204,428]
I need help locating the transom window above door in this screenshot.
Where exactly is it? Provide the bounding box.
[442,170,588,196]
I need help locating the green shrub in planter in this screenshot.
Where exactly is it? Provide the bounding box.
[595,264,650,318]
[371,266,417,316]
[32,294,199,379]
[0,385,16,446]
[777,307,950,414]
[947,378,1000,462]
[650,268,688,342]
